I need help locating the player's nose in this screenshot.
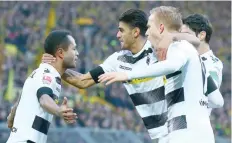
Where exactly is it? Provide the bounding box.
[116,31,121,39]
[145,30,149,37]
[76,51,79,57]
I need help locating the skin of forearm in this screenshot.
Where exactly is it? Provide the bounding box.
[62,70,95,89]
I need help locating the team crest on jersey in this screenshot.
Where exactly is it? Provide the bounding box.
[42,75,52,85]
[44,68,50,73]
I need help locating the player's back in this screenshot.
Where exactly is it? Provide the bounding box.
[165,40,214,143]
[7,63,61,143]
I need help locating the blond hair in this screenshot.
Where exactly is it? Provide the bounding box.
[150,6,182,31]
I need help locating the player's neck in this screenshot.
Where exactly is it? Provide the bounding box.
[130,37,147,55]
[198,42,210,55]
[158,31,178,48]
[50,62,66,76]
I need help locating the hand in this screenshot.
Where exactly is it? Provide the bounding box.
[7,107,15,129]
[58,97,77,124]
[42,53,56,64]
[98,72,128,85]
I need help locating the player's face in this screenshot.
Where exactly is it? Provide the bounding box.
[116,22,135,50]
[146,14,162,48]
[181,24,206,42]
[181,24,196,35]
[63,35,79,68]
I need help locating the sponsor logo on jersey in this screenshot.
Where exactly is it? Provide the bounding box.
[119,65,132,71]
[42,75,52,85]
[126,77,154,84]
[199,99,208,107]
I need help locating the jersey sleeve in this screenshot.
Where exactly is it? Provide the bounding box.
[210,61,223,88]
[36,72,56,101]
[89,53,117,83]
[127,41,189,80]
[205,72,224,108]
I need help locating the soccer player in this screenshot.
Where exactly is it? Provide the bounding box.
[181,14,224,113]
[98,6,217,143]
[6,30,78,143]
[38,9,199,142]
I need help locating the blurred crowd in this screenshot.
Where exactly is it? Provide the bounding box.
[0,1,231,139]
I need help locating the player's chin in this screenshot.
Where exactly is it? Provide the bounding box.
[67,63,76,69]
[121,45,128,50]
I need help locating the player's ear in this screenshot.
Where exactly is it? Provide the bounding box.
[133,27,140,38]
[198,31,206,41]
[56,46,64,59]
[160,24,164,34]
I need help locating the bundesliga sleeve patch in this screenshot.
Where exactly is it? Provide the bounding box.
[42,75,52,85]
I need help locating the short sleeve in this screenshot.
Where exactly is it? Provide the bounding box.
[36,72,56,101]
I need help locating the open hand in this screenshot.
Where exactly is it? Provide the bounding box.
[42,53,56,64]
[58,97,77,124]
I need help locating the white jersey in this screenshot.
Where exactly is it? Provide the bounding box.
[7,63,61,143]
[200,50,223,88]
[90,41,167,139]
[127,40,214,143]
[200,50,224,115]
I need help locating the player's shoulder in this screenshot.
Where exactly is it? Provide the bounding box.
[107,50,131,60]
[171,40,193,47]
[168,40,195,53]
[33,64,57,82]
[115,50,131,56]
[37,64,55,75]
[203,51,223,69]
[213,56,223,69]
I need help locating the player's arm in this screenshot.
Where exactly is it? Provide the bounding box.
[99,42,189,85]
[38,93,77,123]
[37,72,77,123]
[173,33,200,48]
[128,42,189,79]
[206,75,224,108]
[7,94,22,129]
[61,70,95,89]
[62,65,110,88]
[209,60,223,88]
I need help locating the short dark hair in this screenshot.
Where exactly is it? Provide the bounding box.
[44,30,72,55]
[182,14,213,43]
[119,9,148,37]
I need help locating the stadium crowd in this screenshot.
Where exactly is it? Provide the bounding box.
[0,1,230,139]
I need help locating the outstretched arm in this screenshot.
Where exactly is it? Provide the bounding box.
[99,42,189,85]
[62,69,95,89]
[7,95,21,129]
[174,33,200,48]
